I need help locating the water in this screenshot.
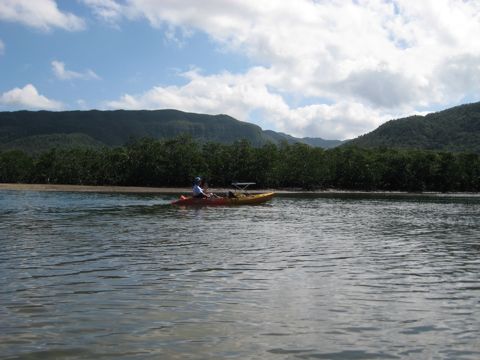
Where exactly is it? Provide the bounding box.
[1,190,479,359]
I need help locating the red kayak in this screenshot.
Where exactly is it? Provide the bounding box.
[171,192,275,206]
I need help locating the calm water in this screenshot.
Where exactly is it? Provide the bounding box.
[1,190,480,360]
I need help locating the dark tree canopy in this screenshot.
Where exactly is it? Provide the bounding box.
[1,137,479,192]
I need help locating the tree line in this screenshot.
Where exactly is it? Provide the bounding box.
[1,136,479,192]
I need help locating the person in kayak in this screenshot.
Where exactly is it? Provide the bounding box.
[192,177,210,198]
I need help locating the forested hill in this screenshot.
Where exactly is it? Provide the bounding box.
[347,102,480,153]
[0,109,342,153]
[262,130,344,148]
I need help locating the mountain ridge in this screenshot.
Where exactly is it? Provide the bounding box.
[3,101,480,155]
[346,101,480,153]
[0,109,342,153]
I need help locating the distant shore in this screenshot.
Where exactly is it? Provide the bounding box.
[1,183,479,197]
[0,183,273,194]
[0,183,193,194]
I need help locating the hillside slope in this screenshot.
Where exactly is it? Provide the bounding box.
[347,102,480,153]
[0,109,340,153]
[0,110,267,147]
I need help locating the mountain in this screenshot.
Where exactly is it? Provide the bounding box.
[346,102,480,153]
[262,130,343,148]
[0,109,341,153]
[300,137,345,148]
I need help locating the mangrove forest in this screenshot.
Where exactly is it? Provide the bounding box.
[1,136,479,192]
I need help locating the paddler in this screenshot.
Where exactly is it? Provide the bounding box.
[192,177,211,198]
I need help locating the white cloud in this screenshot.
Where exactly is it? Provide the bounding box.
[0,84,63,110]
[106,67,283,120]
[0,39,4,54]
[436,54,480,101]
[81,0,122,24]
[0,0,85,31]
[76,99,90,110]
[52,60,100,81]
[105,67,395,139]
[94,0,480,139]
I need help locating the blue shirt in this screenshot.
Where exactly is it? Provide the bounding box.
[193,184,206,196]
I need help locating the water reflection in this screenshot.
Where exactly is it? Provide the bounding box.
[1,191,480,359]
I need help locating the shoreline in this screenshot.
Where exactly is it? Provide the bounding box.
[0,183,191,194]
[0,183,479,197]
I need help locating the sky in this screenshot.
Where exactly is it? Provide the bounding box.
[1,0,480,140]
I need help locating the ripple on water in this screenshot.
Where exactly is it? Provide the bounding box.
[1,191,480,359]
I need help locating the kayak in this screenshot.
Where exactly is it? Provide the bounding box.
[171,192,275,206]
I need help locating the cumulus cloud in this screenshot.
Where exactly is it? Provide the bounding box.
[81,0,122,24]
[0,84,63,110]
[106,67,284,122]
[436,54,480,101]
[92,0,480,139]
[0,0,85,31]
[52,60,100,81]
[105,67,394,139]
[335,68,424,108]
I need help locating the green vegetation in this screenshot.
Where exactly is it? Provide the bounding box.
[348,102,480,153]
[0,110,342,154]
[0,133,104,154]
[1,136,479,192]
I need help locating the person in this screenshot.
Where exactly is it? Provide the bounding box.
[192,177,210,198]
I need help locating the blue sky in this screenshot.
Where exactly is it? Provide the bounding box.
[1,0,480,140]
[0,2,250,110]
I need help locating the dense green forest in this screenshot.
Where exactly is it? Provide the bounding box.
[1,136,479,192]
